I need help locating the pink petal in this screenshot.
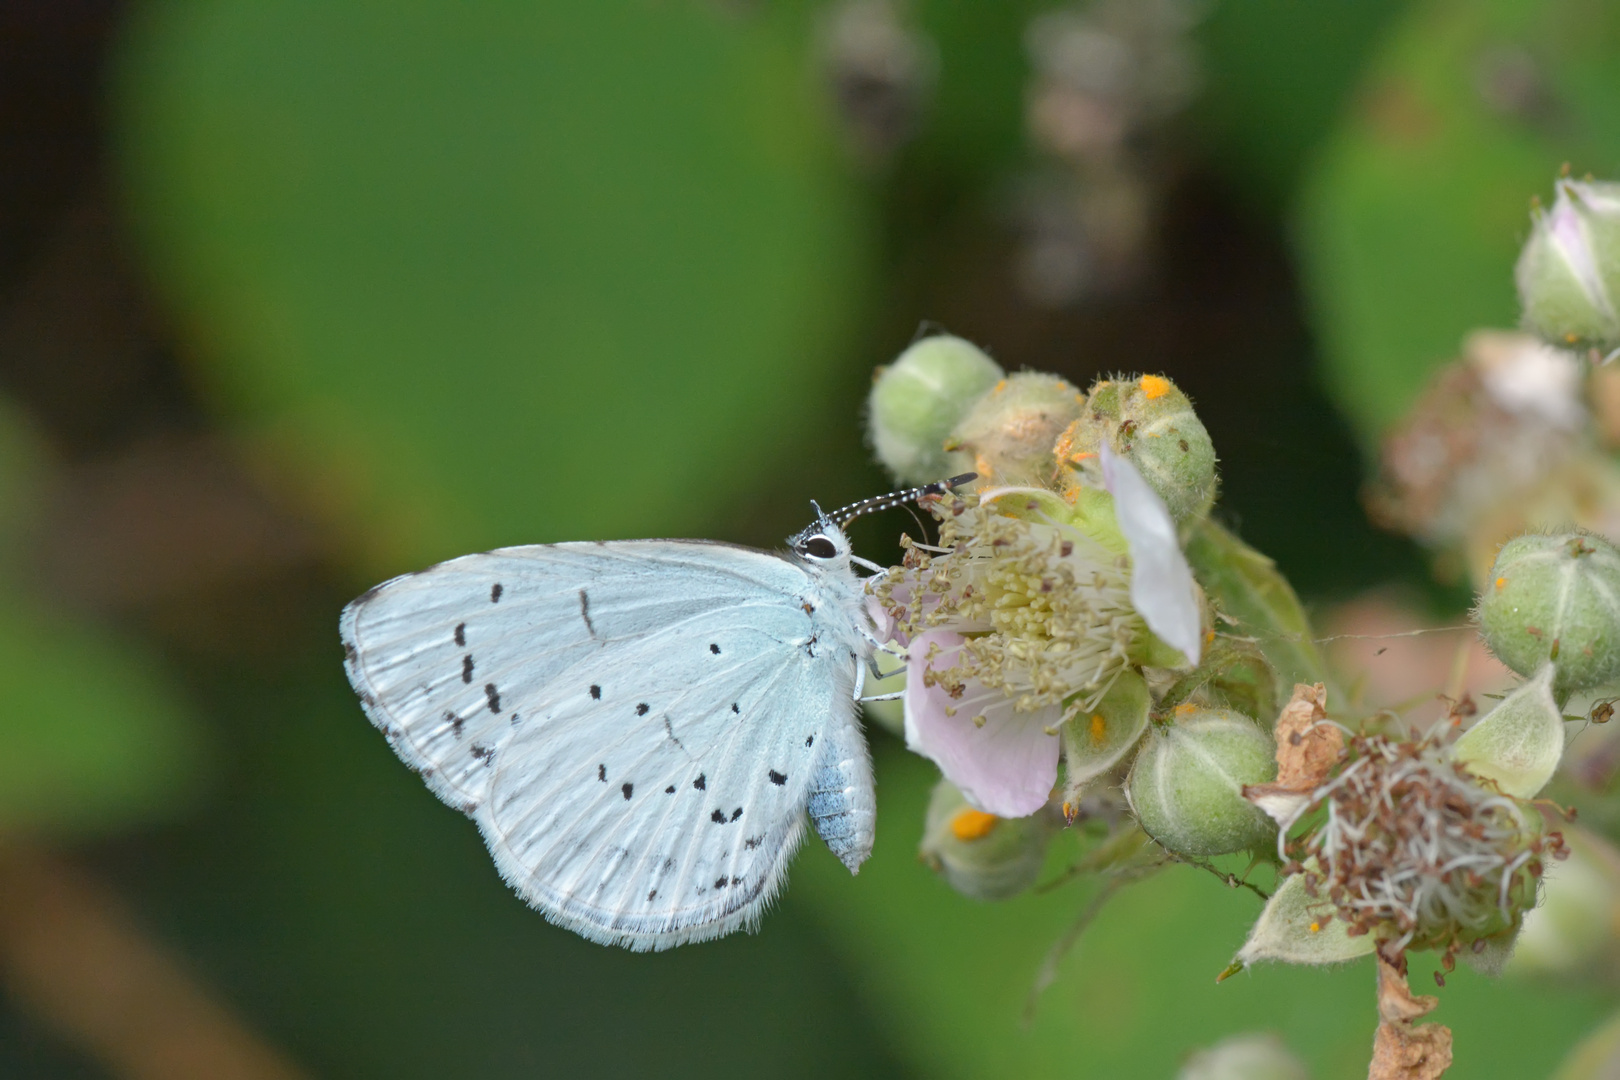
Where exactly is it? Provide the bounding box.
[903,630,1061,816]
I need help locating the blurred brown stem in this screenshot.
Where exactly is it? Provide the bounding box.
[0,841,308,1080]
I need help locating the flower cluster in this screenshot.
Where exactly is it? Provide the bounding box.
[868,338,1213,823]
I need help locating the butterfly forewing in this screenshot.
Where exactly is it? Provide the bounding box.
[341,538,870,950]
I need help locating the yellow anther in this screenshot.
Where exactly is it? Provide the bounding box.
[1309,921,1322,933]
[1174,702,1198,717]
[1495,576,1507,590]
[950,807,999,841]
[1139,374,1171,400]
[1204,628,1215,644]
[991,379,1008,395]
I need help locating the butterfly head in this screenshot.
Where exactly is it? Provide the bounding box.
[788,512,851,567]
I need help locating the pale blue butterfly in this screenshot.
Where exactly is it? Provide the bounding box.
[340,475,971,950]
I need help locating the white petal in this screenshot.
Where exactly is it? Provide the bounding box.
[1101,442,1202,666]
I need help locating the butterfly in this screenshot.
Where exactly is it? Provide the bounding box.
[339,475,971,951]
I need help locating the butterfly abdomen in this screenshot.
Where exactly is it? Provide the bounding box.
[804,718,876,873]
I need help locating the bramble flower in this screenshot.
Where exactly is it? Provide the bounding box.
[876,441,1202,816]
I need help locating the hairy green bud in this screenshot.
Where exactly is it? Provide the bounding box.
[1127,707,1276,858]
[948,371,1085,489]
[1476,530,1620,696]
[1056,374,1217,524]
[1517,178,1620,355]
[868,334,1004,485]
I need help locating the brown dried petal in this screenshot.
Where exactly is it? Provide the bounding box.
[1273,682,1343,791]
[1370,955,1452,1080]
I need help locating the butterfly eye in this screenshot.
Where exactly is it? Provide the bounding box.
[800,535,838,560]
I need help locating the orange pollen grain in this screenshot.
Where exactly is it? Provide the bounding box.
[992,379,1008,395]
[1309,921,1322,933]
[1089,713,1107,745]
[1174,703,1198,717]
[1495,576,1507,590]
[1139,374,1171,400]
[950,808,1000,841]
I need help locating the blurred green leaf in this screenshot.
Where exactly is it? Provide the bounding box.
[0,400,199,836]
[1296,0,1620,447]
[0,589,200,835]
[114,0,867,571]
[1194,0,1409,204]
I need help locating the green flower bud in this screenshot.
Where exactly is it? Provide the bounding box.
[868,334,1004,485]
[919,777,1057,901]
[1476,530,1620,696]
[947,371,1085,489]
[1127,707,1276,858]
[1453,664,1567,799]
[1056,374,1217,524]
[1517,178,1620,354]
[1177,1033,1309,1080]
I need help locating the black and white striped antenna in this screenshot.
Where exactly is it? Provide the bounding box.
[828,473,976,528]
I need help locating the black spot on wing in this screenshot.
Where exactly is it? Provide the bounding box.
[446,711,464,738]
[768,769,787,786]
[693,773,706,791]
[664,784,676,794]
[730,807,743,822]
[484,683,502,713]
[744,835,762,850]
[647,890,657,901]
[471,744,496,767]
[343,640,357,664]
[635,702,649,716]
[710,809,726,823]
[598,764,606,782]
[714,876,728,889]
[579,589,597,637]
[453,622,466,647]
[462,655,474,684]
[805,735,814,748]
[590,684,601,699]
[490,583,503,603]
[731,703,739,714]
[709,643,720,654]
[621,783,634,800]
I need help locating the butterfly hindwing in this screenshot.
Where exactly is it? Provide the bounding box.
[341,539,870,950]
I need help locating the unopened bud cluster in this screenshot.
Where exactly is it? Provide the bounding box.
[867,332,1217,525]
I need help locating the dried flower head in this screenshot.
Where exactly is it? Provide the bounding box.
[1293,731,1564,958]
